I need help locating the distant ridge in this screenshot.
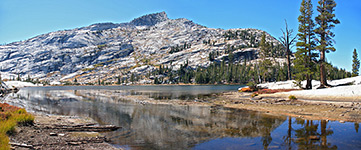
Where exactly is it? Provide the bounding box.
[0,12,282,84]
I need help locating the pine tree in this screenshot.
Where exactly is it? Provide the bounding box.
[259,32,272,83]
[259,32,270,58]
[154,77,159,84]
[295,0,317,89]
[17,74,21,81]
[315,0,340,88]
[130,73,135,83]
[26,75,32,82]
[352,48,360,77]
[117,75,121,85]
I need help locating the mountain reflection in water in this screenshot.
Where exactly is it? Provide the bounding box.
[2,86,361,150]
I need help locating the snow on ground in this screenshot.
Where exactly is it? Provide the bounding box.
[60,72,79,80]
[4,81,37,88]
[258,76,361,90]
[280,84,361,101]
[258,80,300,90]
[328,76,361,85]
[0,72,17,80]
[259,76,361,102]
[50,81,62,85]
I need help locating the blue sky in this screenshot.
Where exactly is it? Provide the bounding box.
[0,0,360,71]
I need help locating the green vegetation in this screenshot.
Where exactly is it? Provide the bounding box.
[288,95,297,100]
[294,0,317,89]
[148,56,349,85]
[314,0,340,87]
[94,62,104,68]
[169,42,192,54]
[352,48,360,77]
[246,81,258,91]
[82,68,95,72]
[251,93,259,98]
[208,51,216,61]
[0,103,34,149]
[223,30,261,48]
[259,32,273,83]
[203,39,216,46]
[97,44,107,50]
[292,0,345,88]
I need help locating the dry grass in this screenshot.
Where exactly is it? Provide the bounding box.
[0,133,9,150]
[0,103,34,149]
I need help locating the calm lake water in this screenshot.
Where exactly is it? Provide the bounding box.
[2,85,361,150]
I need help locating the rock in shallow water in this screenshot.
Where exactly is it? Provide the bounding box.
[49,132,57,136]
[309,136,320,140]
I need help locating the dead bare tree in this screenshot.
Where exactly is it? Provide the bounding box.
[279,20,297,80]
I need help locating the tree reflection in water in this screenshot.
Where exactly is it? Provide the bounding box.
[283,118,337,150]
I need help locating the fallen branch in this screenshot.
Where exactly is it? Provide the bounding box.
[42,124,121,132]
[9,142,34,149]
[13,137,108,148]
[53,123,97,127]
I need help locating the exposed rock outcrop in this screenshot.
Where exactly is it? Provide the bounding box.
[0,12,283,84]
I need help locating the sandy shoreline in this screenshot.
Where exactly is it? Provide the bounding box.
[121,91,361,122]
[9,114,122,150]
[218,92,361,122]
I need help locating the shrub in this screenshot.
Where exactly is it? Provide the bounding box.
[82,68,95,72]
[0,120,16,135]
[94,63,104,68]
[0,103,34,149]
[97,44,107,50]
[0,133,9,150]
[15,108,26,114]
[11,113,34,126]
[293,81,303,89]
[251,93,259,98]
[246,81,258,91]
[289,95,297,100]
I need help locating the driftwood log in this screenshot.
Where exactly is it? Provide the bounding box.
[10,137,109,149]
[9,142,34,149]
[39,124,121,132]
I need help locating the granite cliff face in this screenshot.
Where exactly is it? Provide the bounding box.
[0,12,282,84]
[129,11,169,26]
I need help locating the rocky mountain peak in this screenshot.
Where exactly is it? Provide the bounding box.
[0,12,282,84]
[130,11,169,26]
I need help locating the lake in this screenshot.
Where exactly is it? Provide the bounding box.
[2,85,361,150]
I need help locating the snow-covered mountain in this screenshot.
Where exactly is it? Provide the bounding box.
[0,12,282,84]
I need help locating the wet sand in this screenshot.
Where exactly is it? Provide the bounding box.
[215,92,361,122]
[9,114,121,150]
[121,91,361,122]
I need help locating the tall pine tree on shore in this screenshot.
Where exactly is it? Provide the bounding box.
[352,48,360,77]
[315,0,340,88]
[259,32,272,83]
[295,0,317,89]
